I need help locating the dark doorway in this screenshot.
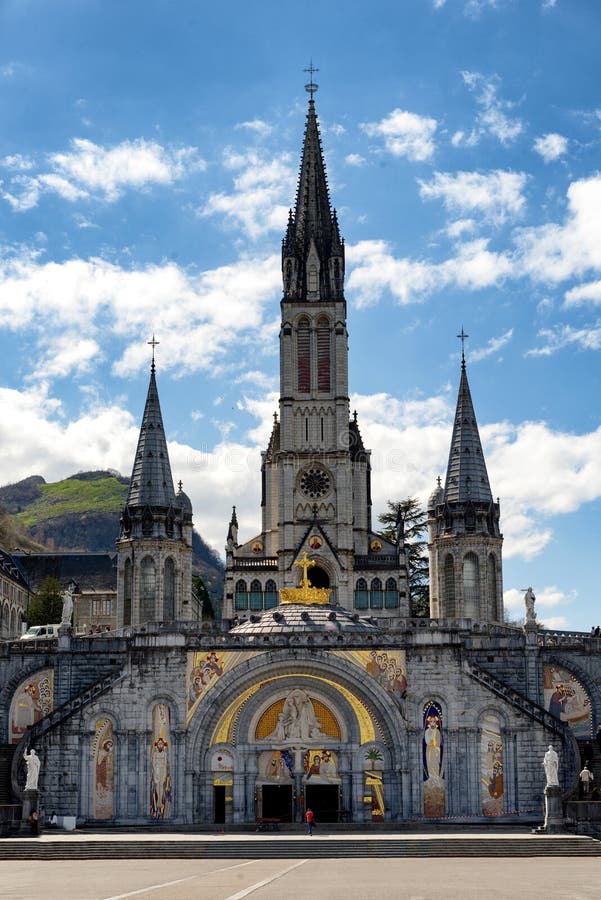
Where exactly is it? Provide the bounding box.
[213,785,226,824]
[261,784,293,821]
[305,784,340,823]
[308,566,329,588]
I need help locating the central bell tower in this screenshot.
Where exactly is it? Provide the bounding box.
[223,81,409,621]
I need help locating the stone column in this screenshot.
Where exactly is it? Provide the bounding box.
[20,789,39,835]
[544,785,564,833]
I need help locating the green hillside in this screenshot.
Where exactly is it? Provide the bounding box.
[13,474,128,527]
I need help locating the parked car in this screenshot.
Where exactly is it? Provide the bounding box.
[20,624,61,640]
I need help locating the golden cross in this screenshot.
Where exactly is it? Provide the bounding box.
[294,550,315,588]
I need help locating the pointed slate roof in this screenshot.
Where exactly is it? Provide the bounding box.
[293,98,333,254]
[126,364,177,508]
[444,360,493,504]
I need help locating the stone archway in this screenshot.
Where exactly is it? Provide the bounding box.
[308,566,329,588]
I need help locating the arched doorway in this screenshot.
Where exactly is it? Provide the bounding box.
[308,566,329,588]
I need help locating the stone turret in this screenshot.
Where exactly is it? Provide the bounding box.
[428,356,503,622]
[116,360,193,626]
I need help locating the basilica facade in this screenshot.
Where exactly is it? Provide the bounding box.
[0,92,599,829]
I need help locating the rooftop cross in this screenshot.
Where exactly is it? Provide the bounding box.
[456,327,469,366]
[294,550,316,588]
[304,62,319,99]
[147,334,160,371]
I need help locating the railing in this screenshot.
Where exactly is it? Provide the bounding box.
[536,629,601,649]
[354,556,400,569]
[232,557,278,569]
[464,660,567,733]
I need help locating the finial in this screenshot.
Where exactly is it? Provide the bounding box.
[178,480,183,492]
[456,327,469,367]
[353,409,358,423]
[273,411,278,424]
[437,475,442,488]
[304,61,319,99]
[147,334,160,372]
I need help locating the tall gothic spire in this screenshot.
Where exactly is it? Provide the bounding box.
[282,93,345,301]
[443,359,493,505]
[126,364,177,509]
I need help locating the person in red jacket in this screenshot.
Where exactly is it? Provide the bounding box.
[306,807,314,835]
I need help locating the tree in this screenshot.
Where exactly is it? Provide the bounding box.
[27,576,64,626]
[192,575,215,620]
[378,497,430,617]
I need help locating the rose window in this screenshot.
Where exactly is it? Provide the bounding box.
[300,467,331,498]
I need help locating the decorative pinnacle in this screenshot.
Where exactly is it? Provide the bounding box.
[457,327,469,367]
[304,62,319,99]
[148,334,160,372]
[178,480,183,492]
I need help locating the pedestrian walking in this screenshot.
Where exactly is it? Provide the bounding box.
[580,766,594,796]
[306,807,314,835]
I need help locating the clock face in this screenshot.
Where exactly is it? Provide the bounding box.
[300,467,331,499]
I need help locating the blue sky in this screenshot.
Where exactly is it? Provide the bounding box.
[1,0,601,630]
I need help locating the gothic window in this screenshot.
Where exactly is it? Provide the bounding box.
[142,507,154,536]
[354,577,368,610]
[487,554,499,621]
[140,556,156,622]
[384,577,399,609]
[234,579,248,611]
[124,558,132,626]
[444,554,456,617]
[317,315,331,393]
[462,552,480,618]
[10,607,16,637]
[297,317,311,392]
[249,579,263,612]
[264,579,278,609]
[370,577,383,610]
[164,557,175,620]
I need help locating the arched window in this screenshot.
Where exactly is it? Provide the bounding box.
[164,557,175,620]
[234,579,248,612]
[487,554,499,621]
[444,554,456,617]
[354,578,368,610]
[123,558,132,626]
[249,579,263,611]
[264,579,278,609]
[140,556,156,622]
[384,577,398,609]
[463,552,480,618]
[92,717,115,820]
[297,317,311,392]
[370,577,383,610]
[10,607,17,638]
[317,316,330,393]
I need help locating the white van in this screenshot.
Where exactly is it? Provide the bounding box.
[20,624,62,641]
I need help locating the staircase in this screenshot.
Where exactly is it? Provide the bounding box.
[1,834,600,859]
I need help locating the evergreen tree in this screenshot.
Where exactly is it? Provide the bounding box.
[192,575,215,620]
[378,498,430,617]
[27,576,64,626]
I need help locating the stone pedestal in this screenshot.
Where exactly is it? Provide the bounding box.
[544,785,564,833]
[19,789,39,835]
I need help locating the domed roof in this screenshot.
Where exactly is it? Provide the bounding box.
[176,484,193,513]
[230,603,380,635]
[428,477,444,509]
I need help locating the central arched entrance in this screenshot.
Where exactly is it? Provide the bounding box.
[308,566,329,588]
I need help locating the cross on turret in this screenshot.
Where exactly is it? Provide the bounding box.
[294,550,316,588]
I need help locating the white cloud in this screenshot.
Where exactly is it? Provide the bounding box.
[0,249,281,378]
[328,123,346,137]
[461,71,523,145]
[1,138,205,210]
[1,154,34,171]
[346,238,511,308]
[564,280,601,306]
[345,153,366,167]
[533,133,568,162]
[202,149,295,239]
[526,323,601,356]
[235,119,273,137]
[470,328,513,361]
[32,334,101,380]
[361,109,438,161]
[445,219,476,238]
[419,170,527,224]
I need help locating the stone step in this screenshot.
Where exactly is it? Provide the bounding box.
[1,836,600,859]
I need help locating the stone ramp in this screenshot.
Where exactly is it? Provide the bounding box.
[1,834,600,859]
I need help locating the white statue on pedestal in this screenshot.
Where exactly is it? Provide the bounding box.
[24,748,41,791]
[61,587,74,626]
[524,587,536,623]
[543,745,559,787]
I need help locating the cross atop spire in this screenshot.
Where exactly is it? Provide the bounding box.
[304,62,319,99]
[457,327,469,368]
[148,334,160,372]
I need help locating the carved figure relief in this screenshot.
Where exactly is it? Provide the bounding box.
[263,689,328,743]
